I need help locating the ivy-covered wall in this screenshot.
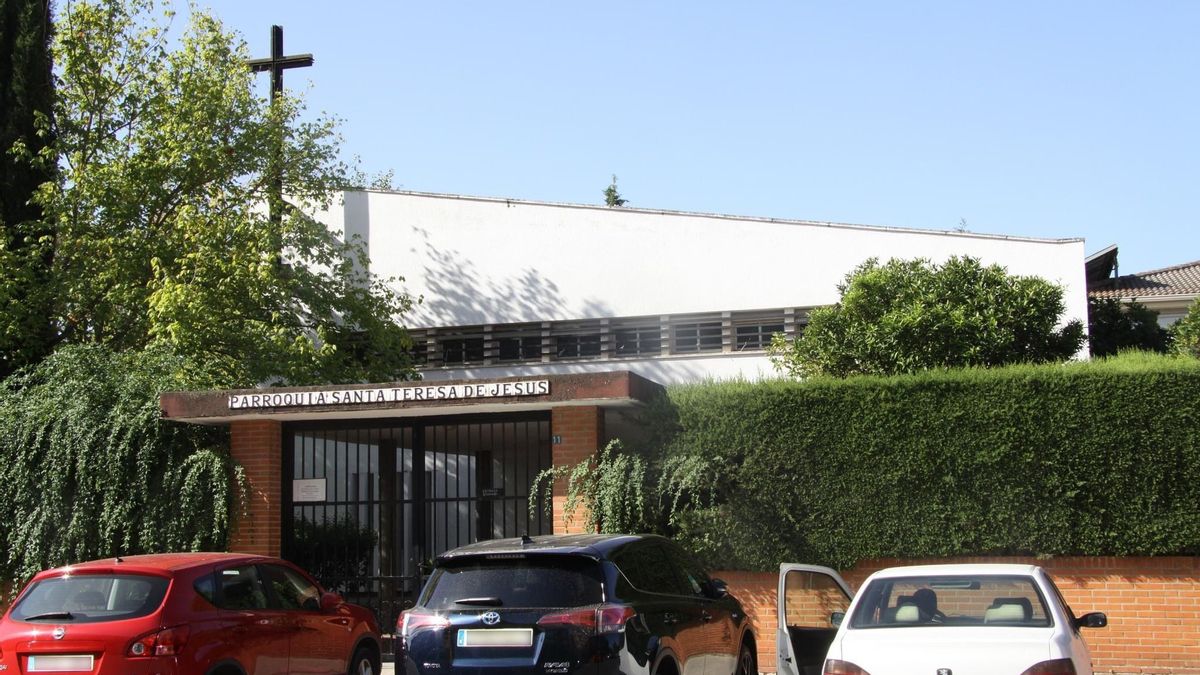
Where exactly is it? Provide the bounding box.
[647,352,1200,571]
[0,345,242,589]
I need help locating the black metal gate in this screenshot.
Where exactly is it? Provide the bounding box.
[281,413,552,637]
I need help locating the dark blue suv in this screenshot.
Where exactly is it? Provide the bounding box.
[397,534,756,675]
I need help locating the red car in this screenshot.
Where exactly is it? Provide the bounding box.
[0,552,382,675]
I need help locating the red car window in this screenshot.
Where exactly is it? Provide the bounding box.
[261,564,322,611]
[11,574,168,623]
[216,565,269,610]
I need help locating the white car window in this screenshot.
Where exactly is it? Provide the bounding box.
[850,575,1052,628]
[784,570,850,629]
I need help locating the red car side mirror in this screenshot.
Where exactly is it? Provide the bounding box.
[320,591,343,612]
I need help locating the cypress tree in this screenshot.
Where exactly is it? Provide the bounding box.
[0,0,55,378]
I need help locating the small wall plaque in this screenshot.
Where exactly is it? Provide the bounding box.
[292,478,327,503]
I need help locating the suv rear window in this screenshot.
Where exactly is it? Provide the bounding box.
[11,574,170,623]
[422,556,603,610]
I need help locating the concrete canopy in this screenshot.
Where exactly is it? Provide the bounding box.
[159,371,664,425]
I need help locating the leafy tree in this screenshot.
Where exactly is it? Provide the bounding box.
[0,0,56,378]
[770,256,1085,378]
[1170,299,1200,359]
[0,343,242,586]
[35,0,414,386]
[603,174,626,207]
[1087,298,1169,356]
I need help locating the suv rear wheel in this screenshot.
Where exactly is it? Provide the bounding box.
[735,643,756,675]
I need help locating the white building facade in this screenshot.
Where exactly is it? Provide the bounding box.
[160,190,1091,637]
[316,190,1089,385]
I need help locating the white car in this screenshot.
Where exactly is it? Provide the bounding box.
[776,563,1107,675]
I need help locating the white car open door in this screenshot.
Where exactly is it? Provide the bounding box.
[777,563,854,675]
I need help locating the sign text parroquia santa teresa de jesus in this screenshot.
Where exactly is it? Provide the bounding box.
[228,379,551,410]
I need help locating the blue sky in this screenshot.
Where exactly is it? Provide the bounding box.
[189,1,1198,275]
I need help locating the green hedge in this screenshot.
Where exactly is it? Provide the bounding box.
[647,352,1200,571]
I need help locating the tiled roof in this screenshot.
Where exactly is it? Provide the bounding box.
[1089,260,1200,299]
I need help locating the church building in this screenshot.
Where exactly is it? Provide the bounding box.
[161,189,1089,625]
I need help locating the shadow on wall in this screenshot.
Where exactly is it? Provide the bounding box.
[410,225,612,327]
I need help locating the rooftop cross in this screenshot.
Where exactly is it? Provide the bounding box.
[246,25,313,229]
[246,25,313,102]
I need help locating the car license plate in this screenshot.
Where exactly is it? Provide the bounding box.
[457,628,533,647]
[27,654,95,671]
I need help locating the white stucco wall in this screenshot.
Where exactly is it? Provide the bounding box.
[313,190,1089,339]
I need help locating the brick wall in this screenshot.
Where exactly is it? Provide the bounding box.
[717,569,782,670]
[719,556,1200,675]
[229,420,282,556]
[549,406,604,534]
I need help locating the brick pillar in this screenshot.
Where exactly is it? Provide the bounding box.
[550,406,605,534]
[229,420,282,556]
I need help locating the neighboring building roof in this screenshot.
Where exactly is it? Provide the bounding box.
[1088,259,1200,300]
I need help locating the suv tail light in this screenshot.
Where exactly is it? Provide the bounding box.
[1021,659,1077,675]
[127,625,190,657]
[824,660,872,675]
[537,604,636,635]
[397,610,450,652]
